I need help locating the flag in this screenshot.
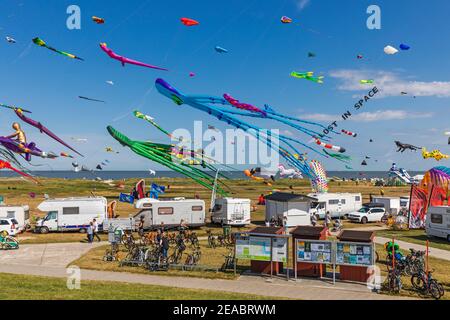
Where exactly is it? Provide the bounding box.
[119,193,135,204]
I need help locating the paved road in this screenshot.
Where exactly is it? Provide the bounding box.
[0,242,412,300]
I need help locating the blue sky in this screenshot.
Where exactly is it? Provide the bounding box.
[1,0,449,172]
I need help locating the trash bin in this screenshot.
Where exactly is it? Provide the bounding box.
[291,226,328,277]
[337,230,375,282]
[223,225,231,237]
[248,226,284,275]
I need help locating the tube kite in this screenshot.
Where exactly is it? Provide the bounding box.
[223,94,267,117]
[322,149,352,163]
[33,37,84,61]
[341,129,357,137]
[280,16,293,24]
[99,43,168,71]
[1,103,32,114]
[291,71,324,84]
[79,96,106,103]
[422,148,450,161]
[92,16,105,24]
[315,139,346,153]
[14,109,84,157]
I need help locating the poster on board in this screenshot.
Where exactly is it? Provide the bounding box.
[336,242,373,266]
[272,238,288,263]
[249,237,271,261]
[235,236,250,260]
[296,240,333,264]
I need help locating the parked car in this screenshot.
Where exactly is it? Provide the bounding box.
[0,218,20,236]
[347,203,386,224]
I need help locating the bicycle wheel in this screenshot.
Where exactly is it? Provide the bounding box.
[429,280,444,298]
[411,274,425,291]
[429,282,443,300]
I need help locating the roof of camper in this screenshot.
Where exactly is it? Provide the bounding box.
[40,197,107,203]
[265,192,317,202]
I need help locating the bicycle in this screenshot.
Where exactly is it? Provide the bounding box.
[206,230,217,249]
[185,248,202,266]
[103,242,119,262]
[411,270,444,300]
[385,266,403,294]
[221,248,235,272]
[121,232,135,250]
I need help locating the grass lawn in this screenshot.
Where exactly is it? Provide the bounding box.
[375,244,450,300]
[376,229,450,251]
[0,273,272,300]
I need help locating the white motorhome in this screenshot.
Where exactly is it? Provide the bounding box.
[426,206,450,242]
[0,205,30,232]
[265,193,314,227]
[35,197,108,234]
[211,198,251,226]
[134,198,205,230]
[372,196,410,215]
[308,193,362,219]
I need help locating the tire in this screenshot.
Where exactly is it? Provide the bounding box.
[411,274,425,291]
[361,217,368,224]
[39,227,49,234]
[430,280,445,298]
[429,282,443,300]
[79,228,87,234]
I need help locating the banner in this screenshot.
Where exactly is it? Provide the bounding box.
[249,237,271,261]
[271,238,288,263]
[409,185,428,229]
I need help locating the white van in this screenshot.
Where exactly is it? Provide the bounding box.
[134,198,205,230]
[372,196,410,215]
[308,193,362,219]
[0,205,30,232]
[35,197,108,234]
[211,198,251,226]
[426,206,450,242]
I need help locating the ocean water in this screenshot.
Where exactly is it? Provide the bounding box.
[0,170,425,180]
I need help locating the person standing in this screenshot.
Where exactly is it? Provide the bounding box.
[92,219,101,242]
[138,216,145,237]
[325,211,332,229]
[161,232,170,260]
[87,222,94,244]
[310,213,318,227]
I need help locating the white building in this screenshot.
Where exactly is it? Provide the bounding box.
[265,192,316,227]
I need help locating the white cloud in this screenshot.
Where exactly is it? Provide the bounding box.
[296,0,310,11]
[300,110,433,122]
[329,69,450,98]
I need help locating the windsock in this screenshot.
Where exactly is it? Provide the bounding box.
[315,139,346,153]
[341,129,357,137]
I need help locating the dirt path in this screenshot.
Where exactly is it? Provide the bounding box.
[0,242,412,300]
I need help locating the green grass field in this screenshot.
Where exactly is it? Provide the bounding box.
[0,273,272,300]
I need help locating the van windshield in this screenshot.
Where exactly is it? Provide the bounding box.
[11,219,19,225]
[358,207,370,213]
[46,211,57,220]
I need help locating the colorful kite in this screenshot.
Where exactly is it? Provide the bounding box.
[92,16,105,24]
[290,71,324,84]
[315,139,346,153]
[223,94,267,117]
[0,103,32,114]
[79,96,105,103]
[60,152,74,158]
[14,109,83,157]
[399,44,410,50]
[6,36,16,43]
[422,148,449,161]
[181,18,199,26]
[309,160,328,193]
[280,16,292,24]
[384,45,399,55]
[341,129,357,137]
[322,149,352,163]
[33,37,84,61]
[99,43,168,71]
[0,160,40,184]
[360,80,374,84]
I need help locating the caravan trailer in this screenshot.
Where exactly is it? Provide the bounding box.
[134,198,205,230]
[426,206,450,242]
[0,205,30,232]
[35,197,108,234]
[211,198,251,226]
[308,193,362,219]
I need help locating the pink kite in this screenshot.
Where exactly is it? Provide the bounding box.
[181,18,199,27]
[223,94,267,117]
[99,43,168,71]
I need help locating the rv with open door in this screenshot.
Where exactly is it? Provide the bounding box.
[308,193,363,219]
[0,205,30,232]
[211,198,251,226]
[35,197,108,234]
[426,206,450,242]
[134,198,205,230]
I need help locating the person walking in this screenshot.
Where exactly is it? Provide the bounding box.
[325,211,332,228]
[310,213,318,227]
[87,222,94,244]
[161,232,170,260]
[92,219,101,242]
[138,216,145,237]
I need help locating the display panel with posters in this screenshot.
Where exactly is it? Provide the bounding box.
[271,237,288,263]
[296,239,333,264]
[249,236,272,261]
[235,235,251,260]
[335,242,374,267]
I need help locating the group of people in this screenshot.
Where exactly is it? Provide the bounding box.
[86,219,101,243]
[310,211,343,232]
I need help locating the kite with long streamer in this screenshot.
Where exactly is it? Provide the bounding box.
[33,37,84,61]
[0,160,40,184]
[155,78,334,179]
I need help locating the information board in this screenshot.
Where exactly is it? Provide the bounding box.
[336,242,373,267]
[249,236,272,261]
[235,236,251,260]
[271,238,288,263]
[296,239,333,264]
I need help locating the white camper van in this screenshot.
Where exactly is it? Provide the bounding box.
[211,198,251,226]
[0,205,30,232]
[372,196,410,215]
[265,193,314,227]
[134,198,205,230]
[308,193,362,219]
[426,206,450,242]
[35,197,108,234]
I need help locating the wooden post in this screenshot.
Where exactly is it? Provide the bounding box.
[426,240,429,286]
[392,238,395,271]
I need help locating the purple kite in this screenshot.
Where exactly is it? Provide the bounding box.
[99,43,168,71]
[14,109,84,157]
[223,94,267,117]
[0,136,57,161]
